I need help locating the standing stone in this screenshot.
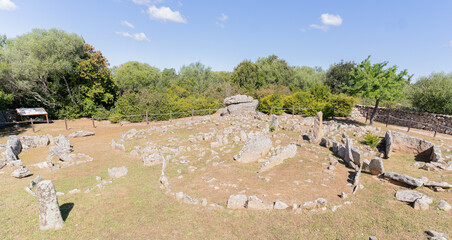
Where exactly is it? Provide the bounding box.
[270,115,279,129]
[309,112,323,144]
[7,135,22,156]
[54,135,72,153]
[233,136,272,163]
[368,157,385,175]
[36,180,64,230]
[384,130,393,158]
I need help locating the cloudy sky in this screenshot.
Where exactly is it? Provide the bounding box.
[1,0,451,79]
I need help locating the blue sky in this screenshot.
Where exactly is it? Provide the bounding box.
[1,0,451,79]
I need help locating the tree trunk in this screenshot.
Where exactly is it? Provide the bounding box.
[369,99,380,125]
[62,76,78,107]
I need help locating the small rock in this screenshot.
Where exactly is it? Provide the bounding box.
[69,189,81,194]
[227,194,247,209]
[273,199,289,210]
[11,166,32,178]
[426,230,449,238]
[246,195,273,210]
[438,200,451,211]
[107,166,128,179]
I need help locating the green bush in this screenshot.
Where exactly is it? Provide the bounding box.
[364,133,380,149]
[257,94,285,114]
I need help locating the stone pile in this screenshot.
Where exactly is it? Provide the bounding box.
[220,95,258,116]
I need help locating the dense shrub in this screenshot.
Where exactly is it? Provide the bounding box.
[364,133,380,149]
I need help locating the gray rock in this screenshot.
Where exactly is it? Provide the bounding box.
[273,199,289,210]
[246,195,273,210]
[7,135,22,156]
[368,157,385,175]
[30,175,43,188]
[369,236,378,240]
[258,144,297,173]
[227,100,258,115]
[183,194,199,205]
[224,95,254,105]
[384,130,393,158]
[47,146,73,162]
[20,135,51,149]
[11,166,32,178]
[36,180,64,230]
[110,140,125,151]
[300,201,317,210]
[309,111,323,144]
[270,114,279,129]
[227,194,247,209]
[426,230,449,238]
[395,190,432,203]
[384,171,424,187]
[54,135,72,152]
[142,153,163,166]
[234,136,272,163]
[107,166,128,179]
[315,198,327,206]
[68,131,95,138]
[438,200,451,211]
[5,147,19,162]
[413,197,430,210]
[424,181,452,189]
[385,130,442,162]
[320,137,332,148]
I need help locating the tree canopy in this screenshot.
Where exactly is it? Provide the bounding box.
[408,73,452,115]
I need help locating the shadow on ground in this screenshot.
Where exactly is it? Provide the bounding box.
[60,203,74,221]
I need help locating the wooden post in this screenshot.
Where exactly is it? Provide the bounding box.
[170,111,172,122]
[386,110,390,127]
[434,121,439,138]
[45,114,49,124]
[292,105,295,117]
[31,118,35,133]
[64,118,68,130]
[119,114,122,126]
[332,106,335,119]
[146,111,149,125]
[191,109,194,120]
[270,105,273,115]
[92,116,96,128]
[407,118,412,132]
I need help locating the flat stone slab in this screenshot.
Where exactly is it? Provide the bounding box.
[384,171,424,187]
[395,190,432,203]
[227,194,247,209]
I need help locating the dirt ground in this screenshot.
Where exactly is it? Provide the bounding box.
[0,114,451,240]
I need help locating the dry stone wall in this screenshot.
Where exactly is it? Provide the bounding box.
[353,105,452,135]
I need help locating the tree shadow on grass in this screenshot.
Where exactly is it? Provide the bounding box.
[0,125,28,138]
[60,203,74,221]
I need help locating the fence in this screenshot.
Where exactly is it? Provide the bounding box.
[359,106,452,137]
[0,108,222,133]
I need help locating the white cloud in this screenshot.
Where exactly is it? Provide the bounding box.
[146,5,186,23]
[216,22,225,28]
[309,13,343,31]
[132,0,161,6]
[121,20,135,29]
[447,40,452,47]
[218,13,228,22]
[0,0,17,11]
[115,32,150,42]
[320,13,342,26]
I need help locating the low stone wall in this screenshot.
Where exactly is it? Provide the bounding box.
[353,105,452,135]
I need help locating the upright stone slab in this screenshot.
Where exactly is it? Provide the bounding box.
[36,180,64,230]
[309,112,323,144]
[384,130,393,158]
[7,135,22,156]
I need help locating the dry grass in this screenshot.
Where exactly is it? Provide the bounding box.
[0,116,450,240]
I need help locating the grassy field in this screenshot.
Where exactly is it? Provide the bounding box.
[0,115,450,240]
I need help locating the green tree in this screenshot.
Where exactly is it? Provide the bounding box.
[291,66,325,91]
[231,60,260,89]
[345,56,411,125]
[177,62,214,94]
[113,61,160,93]
[407,73,452,115]
[256,55,294,87]
[1,29,86,109]
[325,60,356,94]
[157,68,177,91]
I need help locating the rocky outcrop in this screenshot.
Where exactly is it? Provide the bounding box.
[233,136,272,163]
[384,130,442,162]
[36,180,64,230]
[258,144,297,173]
[222,95,258,116]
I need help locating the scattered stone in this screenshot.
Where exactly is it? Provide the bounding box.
[233,136,272,163]
[369,236,378,240]
[438,200,451,211]
[413,197,430,210]
[30,175,43,188]
[175,192,184,200]
[258,144,297,173]
[20,135,51,149]
[142,153,163,166]
[420,163,441,172]
[68,131,95,138]
[69,189,81,194]
[54,135,72,152]
[183,194,199,205]
[227,194,247,209]
[368,157,385,175]
[11,166,32,178]
[270,115,279,129]
[273,199,289,210]
[7,135,22,156]
[384,171,424,187]
[246,195,273,210]
[424,181,452,189]
[426,230,449,239]
[300,201,317,210]
[36,180,64,230]
[107,166,128,179]
[340,192,348,199]
[201,198,208,207]
[320,137,332,148]
[110,140,125,151]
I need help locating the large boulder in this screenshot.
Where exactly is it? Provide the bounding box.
[36,180,64,230]
[227,194,247,209]
[344,137,360,168]
[223,95,258,115]
[395,190,432,203]
[384,171,424,187]
[233,136,272,163]
[308,112,323,144]
[20,135,51,149]
[258,144,297,173]
[368,157,385,175]
[68,131,95,138]
[108,166,128,179]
